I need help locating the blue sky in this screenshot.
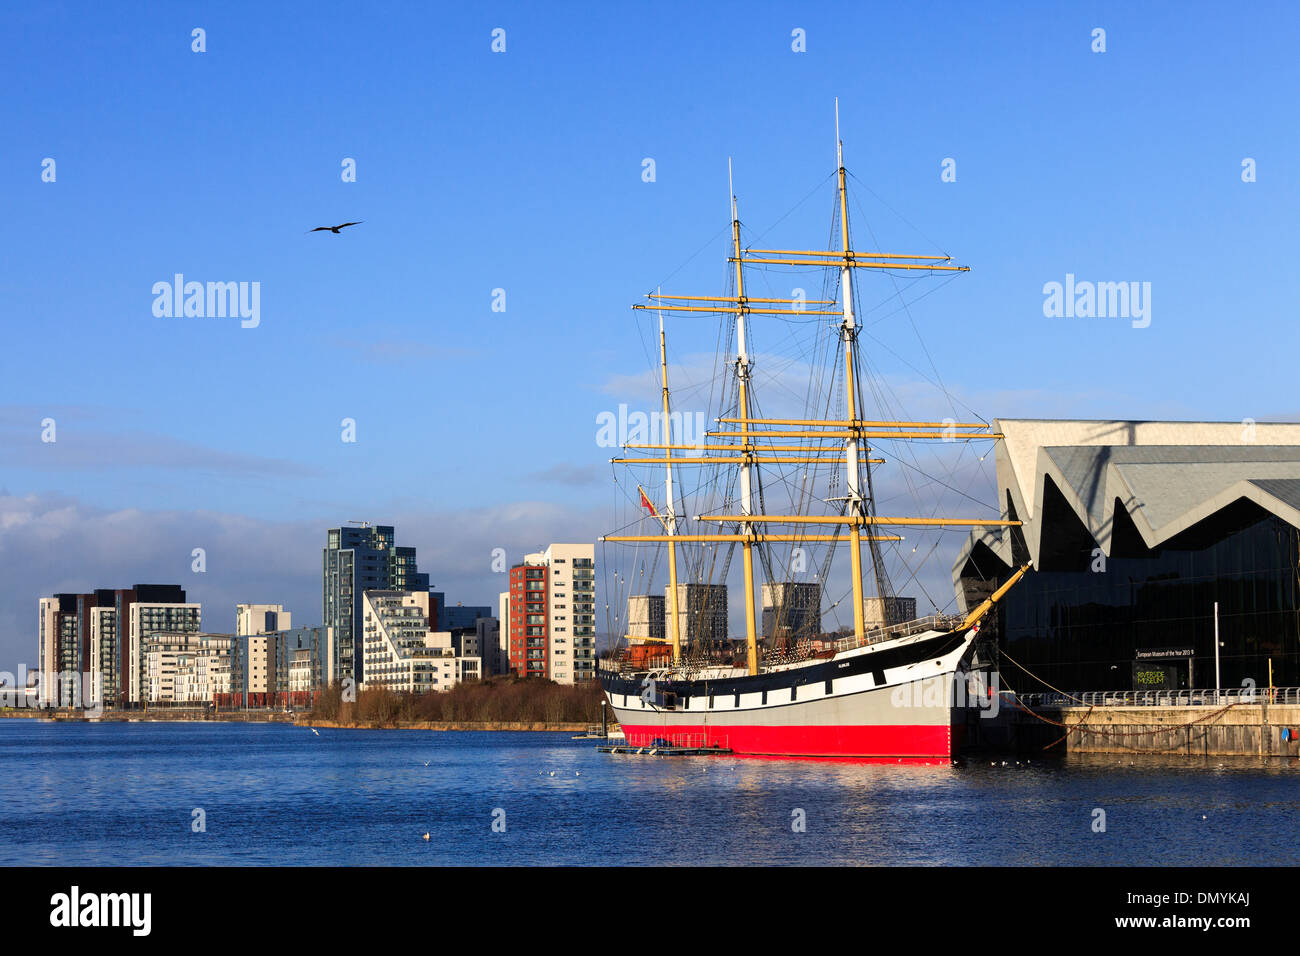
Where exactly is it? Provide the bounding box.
[2,2,1298,668]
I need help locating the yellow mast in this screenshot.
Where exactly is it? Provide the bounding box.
[657,307,682,662]
[729,161,761,677]
[836,103,868,643]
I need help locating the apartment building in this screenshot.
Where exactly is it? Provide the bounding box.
[864,596,918,630]
[236,603,291,637]
[627,594,666,641]
[287,648,317,697]
[235,604,292,704]
[37,584,196,708]
[506,543,595,684]
[323,524,429,688]
[143,632,238,705]
[761,582,822,643]
[273,626,332,703]
[667,583,728,644]
[128,600,202,704]
[360,590,479,694]
[474,616,506,676]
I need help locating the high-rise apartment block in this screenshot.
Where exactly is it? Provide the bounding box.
[666,583,728,644]
[864,596,917,630]
[761,582,822,642]
[506,544,595,684]
[37,585,198,708]
[323,524,429,689]
[627,594,666,641]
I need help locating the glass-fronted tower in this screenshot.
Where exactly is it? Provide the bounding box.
[323,524,429,688]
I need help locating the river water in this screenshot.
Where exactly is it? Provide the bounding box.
[3,720,1297,865]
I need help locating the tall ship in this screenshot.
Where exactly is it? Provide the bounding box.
[598,108,1029,760]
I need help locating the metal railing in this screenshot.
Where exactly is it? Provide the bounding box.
[621,731,729,750]
[833,614,963,654]
[596,613,965,678]
[1017,687,1300,708]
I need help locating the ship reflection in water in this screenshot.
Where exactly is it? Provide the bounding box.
[3,722,1297,866]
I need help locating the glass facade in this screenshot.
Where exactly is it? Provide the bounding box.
[994,500,1300,692]
[323,525,430,688]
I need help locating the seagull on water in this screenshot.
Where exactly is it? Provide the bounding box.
[311,728,319,736]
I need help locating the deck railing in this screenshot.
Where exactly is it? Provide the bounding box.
[832,614,963,655]
[621,731,729,750]
[597,613,966,677]
[1016,687,1300,708]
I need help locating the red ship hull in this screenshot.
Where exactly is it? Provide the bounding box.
[617,720,963,760]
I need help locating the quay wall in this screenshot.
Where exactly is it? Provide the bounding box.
[1051,702,1300,756]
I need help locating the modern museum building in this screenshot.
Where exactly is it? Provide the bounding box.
[953,420,1300,694]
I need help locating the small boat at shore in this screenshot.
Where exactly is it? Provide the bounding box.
[572,724,626,741]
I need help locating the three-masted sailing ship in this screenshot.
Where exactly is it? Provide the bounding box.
[598,111,1028,760]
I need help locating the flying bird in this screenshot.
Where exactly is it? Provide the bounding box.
[308,221,364,234]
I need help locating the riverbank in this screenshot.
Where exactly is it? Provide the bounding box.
[1,676,607,727]
[0,710,594,731]
[297,717,591,732]
[310,676,605,726]
[0,708,296,722]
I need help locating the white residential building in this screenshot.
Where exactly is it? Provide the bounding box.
[37,597,59,696]
[233,604,280,699]
[236,603,291,636]
[543,543,596,684]
[143,633,238,704]
[243,634,276,696]
[233,605,291,699]
[128,602,202,704]
[287,648,317,696]
[88,606,119,706]
[361,590,480,694]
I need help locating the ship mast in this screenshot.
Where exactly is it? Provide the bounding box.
[835,105,869,642]
[729,160,761,676]
[658,303,683,662]
[603,107,1023,676]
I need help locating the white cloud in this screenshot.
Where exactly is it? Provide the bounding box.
[0,493,607,670]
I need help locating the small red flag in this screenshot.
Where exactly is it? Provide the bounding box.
[639,489,657,515]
